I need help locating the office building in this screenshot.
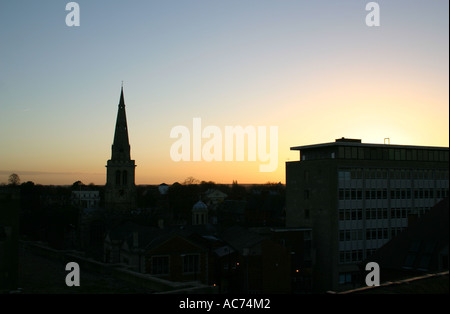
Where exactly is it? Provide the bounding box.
[286,138,449,292]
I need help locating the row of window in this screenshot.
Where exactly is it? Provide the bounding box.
[338,188,449,201]
[338,168,449,180]
[339,249,379,268]
[339,229,363,241]
[339,250,363,264]
[339,227,406,243]
[71,193,100,199]
[150,254,199,275]
[338,207,429,221]
[339,207,430,221]
[337,146,449,163]
[366,228,389,240]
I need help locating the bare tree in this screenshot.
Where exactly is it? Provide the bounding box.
[8,173,20,186]
[183,176,200,185]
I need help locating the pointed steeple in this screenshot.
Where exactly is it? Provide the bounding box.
[119,85,125,109]
[111,86,131,161]
[105,85,137,211]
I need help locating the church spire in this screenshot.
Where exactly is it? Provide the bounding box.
[119,84,125,109]
[105,85,137,211]
[111,86,130,161]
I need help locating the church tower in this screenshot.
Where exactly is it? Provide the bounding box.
[105,86,137,211]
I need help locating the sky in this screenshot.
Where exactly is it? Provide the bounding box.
[0,0,448,185]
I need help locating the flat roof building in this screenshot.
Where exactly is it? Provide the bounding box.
[286,138,449,292]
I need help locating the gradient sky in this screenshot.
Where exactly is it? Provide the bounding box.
[0,0,448,185]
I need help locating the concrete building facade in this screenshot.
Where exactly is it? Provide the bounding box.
[286,138,449,292]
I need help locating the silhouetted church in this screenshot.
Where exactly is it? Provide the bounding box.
[105,87,137,211]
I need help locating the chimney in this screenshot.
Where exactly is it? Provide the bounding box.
[335,137,362,143]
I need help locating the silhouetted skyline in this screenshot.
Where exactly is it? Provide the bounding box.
[0,0,448,186]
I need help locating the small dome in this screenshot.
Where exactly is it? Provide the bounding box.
[192,200,208,212]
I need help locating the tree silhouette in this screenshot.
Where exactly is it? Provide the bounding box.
[8,173,20,186]
[183,176,200,185]
[72,180,84,190]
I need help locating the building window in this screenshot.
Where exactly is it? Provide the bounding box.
[338,147,345,159]
[151,256,169,275]
[183,254,200,273]
[339,252,345,263]
[122,170,127,186]
[345,190,351,200]
[345,147,351,159]
[304,189,310,200]
[351,229,362,240]
[418,150,424,161]
[339,230,345,241]
[351,147,358,159]
[115,170,121,186]
[338,249,363,265]
[395,149,401,160]
[358,148,364,160]
[400,149,406,161]
[357,190,363,200]
[369,148,377,159]
[388,149,395,160]
[339,209,345,221]
[338,169,351,180]
[406,150,413,161]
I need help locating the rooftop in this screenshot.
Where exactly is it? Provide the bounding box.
[291,138,449,151]
[334,271,449,294]
[289,138,449,162]
[362,197,449,274]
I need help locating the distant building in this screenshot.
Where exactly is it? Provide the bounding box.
[286,138,449,292]
[105,87,137,211]
[144,232,211,284]
[158,183,169,195]
[71,190,100,209]
[192,200,208,225]
[219,226,292,293]
[254,227,314,293]
[104,221,145,264]
[119,227,163,273]
[203,189,228,206]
